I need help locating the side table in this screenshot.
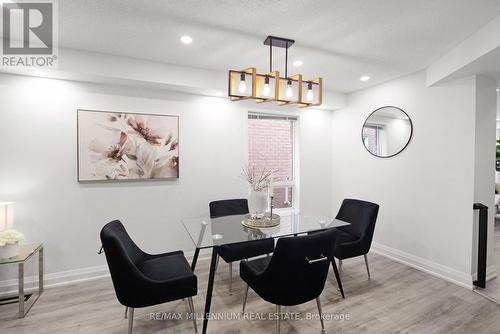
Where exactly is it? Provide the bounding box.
[0,243,43,317]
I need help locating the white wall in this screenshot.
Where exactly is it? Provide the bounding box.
[472,76,497,278]
[0,73,334,289]
[331,71,480,288]
[1,68,492,292]
[385,118,412,155]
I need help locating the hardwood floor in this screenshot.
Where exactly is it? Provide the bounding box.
[1,253,500,334]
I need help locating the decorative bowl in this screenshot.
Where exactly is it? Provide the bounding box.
[241,213,281,229]
[0,242,19,259]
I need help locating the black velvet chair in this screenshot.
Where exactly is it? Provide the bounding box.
[240,229,339,334]
[100,220,198,334]
[334,199,379,278]
[209,199,275,293]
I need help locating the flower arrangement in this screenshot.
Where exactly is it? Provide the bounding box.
[0,229,24,247]
[241,165,275,191]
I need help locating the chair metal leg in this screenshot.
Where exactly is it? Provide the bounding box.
[188,297,198,334]
[316,297,326,334]
[242,284,249,313]
[128,307,134,334]
[276,305,281,334]
[331,259,345,299]
[364,254,371,279]
[229,262,233,293]
[124,306,128,319]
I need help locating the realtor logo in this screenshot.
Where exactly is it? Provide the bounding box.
[1,0,58,67]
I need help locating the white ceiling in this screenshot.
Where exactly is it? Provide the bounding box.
[54,0,500,92]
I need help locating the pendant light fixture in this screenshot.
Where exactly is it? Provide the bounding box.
[263,76,271,97]
[228,36,322,108]
[286,80,294,99]
[306,82,314,101]
[238,73,247,93]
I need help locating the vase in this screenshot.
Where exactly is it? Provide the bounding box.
[248,189,268,219]
[0,242,19,259]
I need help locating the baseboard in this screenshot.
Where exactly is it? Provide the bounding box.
[0,264,110,297]
[371,242,479,290]
[0,249,212,298]
[1,244,492,297]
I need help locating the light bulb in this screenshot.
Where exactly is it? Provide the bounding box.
[238,73,247,94]
[180,35,193,44]
[286,80,293,99]
[263,83,270,97]
[306,82,314,101]
[263,77,270,97]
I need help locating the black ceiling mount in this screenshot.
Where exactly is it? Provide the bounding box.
[263,36,295,49]
[264,36,295,77]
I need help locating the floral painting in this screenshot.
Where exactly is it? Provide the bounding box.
[77,110,179,181]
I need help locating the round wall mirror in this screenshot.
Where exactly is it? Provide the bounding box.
[362,106,413,158]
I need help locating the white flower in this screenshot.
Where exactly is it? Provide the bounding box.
[97,113,130,134]
[134,141,159,178]
[88,138,108,155]
[88,132,130,162]
[0,229,24,245]
[94,159,129,180]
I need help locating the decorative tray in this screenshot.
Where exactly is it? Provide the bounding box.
[241,213,281,229]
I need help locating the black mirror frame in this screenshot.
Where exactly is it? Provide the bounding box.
[361,106,413,159]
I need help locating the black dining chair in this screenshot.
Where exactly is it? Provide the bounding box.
[240,229,339,334]
[333,199,379,279]
[100,220,198,334]
[209,199,275,293]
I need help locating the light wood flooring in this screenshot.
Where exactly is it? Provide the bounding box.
[1,253,500,334]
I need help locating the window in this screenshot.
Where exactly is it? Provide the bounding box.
[248,113,297,209]
[363,124,387,156]
[362,125,380,155]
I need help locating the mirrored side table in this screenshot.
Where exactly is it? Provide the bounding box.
[0,243,43,318]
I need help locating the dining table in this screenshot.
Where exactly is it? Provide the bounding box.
[182,212,350,334]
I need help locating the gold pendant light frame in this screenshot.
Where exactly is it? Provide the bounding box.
[228,36,322,108]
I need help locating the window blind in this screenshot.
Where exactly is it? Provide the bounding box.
[248,112,297,121]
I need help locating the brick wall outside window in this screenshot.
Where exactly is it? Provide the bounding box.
[248,118,294,208]
[362,126,378,154]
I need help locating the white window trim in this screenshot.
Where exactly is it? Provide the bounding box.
[247,111,299,213]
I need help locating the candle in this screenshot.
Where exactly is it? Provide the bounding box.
[269,171,274,196]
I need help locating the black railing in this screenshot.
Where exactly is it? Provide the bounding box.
[473,203,488,289]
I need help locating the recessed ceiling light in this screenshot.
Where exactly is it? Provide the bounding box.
[496,87,499,92]
[293,60,303,67]
[360,76,370,82]
[180,35,193,44]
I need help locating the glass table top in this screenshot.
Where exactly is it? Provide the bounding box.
[0,243,42,265]
[182,213,349,249]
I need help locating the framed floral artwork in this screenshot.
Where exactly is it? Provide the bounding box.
[77,109,179,182]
